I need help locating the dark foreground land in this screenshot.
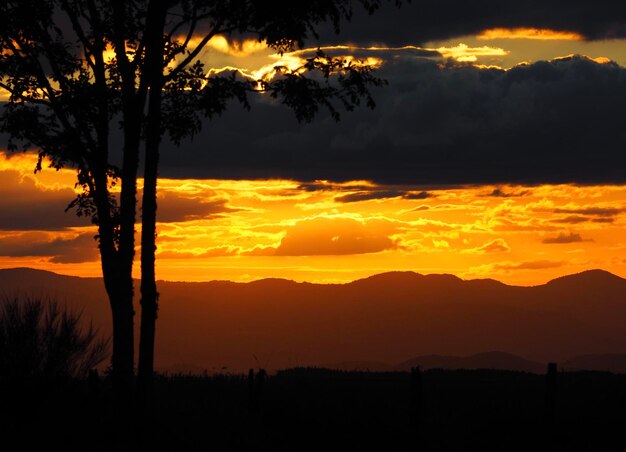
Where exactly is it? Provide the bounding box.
[2,368,625,451]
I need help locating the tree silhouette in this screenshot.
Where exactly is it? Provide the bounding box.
[1,0,394,402]
[1,1,138,400]
[135,1,391,401]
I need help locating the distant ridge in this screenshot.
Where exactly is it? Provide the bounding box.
[1,266,624,287]
[546,268,626,286]
[0,267,80,278]
[351,271,464,287]
[1,267,626,372]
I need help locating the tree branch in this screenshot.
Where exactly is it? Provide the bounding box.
[165,19,228,81]
[111,0,135,89]
[60,0,97,72]
[0,81,51,106]
[34,23,99,153]
[10,33,95,162]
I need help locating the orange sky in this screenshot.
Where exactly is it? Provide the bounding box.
[2,28,626,285]
[2,151,626,285]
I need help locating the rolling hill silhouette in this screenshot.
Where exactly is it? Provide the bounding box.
[1,268,625,372]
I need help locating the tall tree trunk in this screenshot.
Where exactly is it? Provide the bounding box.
[89,177,135,403]
[109,0,148,401]
[106,276,136,399]
[92,16,137,399]
[137,101,160,400]
[137,1,167,402]
[93,168,136,400]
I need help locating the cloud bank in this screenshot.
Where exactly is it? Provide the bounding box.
[158,55,626,185]
[314,1,626,46]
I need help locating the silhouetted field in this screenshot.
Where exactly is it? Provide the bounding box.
[2,368,625,451]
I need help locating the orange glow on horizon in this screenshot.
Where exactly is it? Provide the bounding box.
[477,28,584,41]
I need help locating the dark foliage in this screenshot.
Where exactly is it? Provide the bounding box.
[0,295,109,381]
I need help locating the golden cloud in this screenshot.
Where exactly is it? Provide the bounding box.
[272,216,398,256]
[463,238,511,254]
[205,35,267,57]
[435,43,508,62]
[477,28,583,41]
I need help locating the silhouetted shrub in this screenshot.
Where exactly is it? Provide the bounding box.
[0,295,109,380]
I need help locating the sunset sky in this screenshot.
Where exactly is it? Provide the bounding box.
[3,1,626,286]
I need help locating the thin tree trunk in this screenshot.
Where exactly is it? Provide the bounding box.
[137,1,167,402]
[112,111,141,400]
[137,105,160,400]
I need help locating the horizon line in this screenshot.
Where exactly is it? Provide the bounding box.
[0,266,621,288]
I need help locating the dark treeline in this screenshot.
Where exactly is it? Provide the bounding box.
[1,367,625,451]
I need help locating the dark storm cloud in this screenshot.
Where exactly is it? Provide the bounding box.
[0,232,98,263]
[0,170,91,230]
[313,0,626,46]
[335,190,406,202]
[553,215,616,224]
[553,207,625,217]
[294,181,434,202]
[156,193,236,223]
[403,191,433,200]
[591,218,615,223]
[184,1,626,47]
[296,181,375,192]
[297,182,334,192]
[334,189,432,203]
[0,165,234,229]
[485,188,532,198]
[550,205,625,225]
[295,46,440,59]
[158,55,626,185]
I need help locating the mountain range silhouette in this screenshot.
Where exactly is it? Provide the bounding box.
[1,268,626,373]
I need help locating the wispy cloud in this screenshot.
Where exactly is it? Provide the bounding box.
[542,232,590,244]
